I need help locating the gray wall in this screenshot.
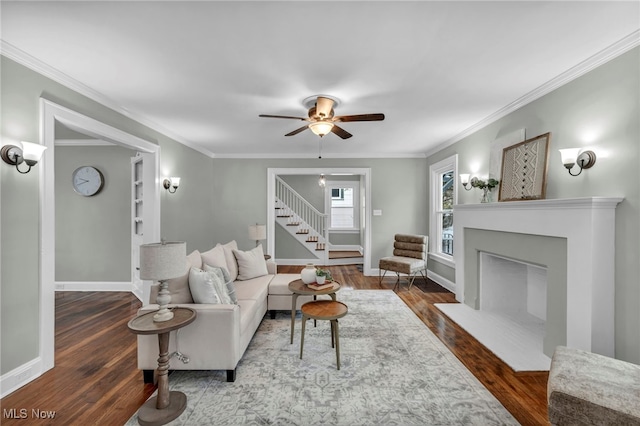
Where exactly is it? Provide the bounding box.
[1,56,215,374]
[210,158,428,263]
[426,47,640,363]
[55,145,132,281]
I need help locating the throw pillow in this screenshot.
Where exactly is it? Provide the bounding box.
[204,264,237,304]
[149,249,201,304]
[233,244,269,281]
[222,240,239,282]
[201,245,227,271]
[188,267,221,304]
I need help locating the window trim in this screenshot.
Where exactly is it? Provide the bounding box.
[325,181,360,231]
[429,154,458,267]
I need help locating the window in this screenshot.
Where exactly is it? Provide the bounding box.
[429,155,457,265]
[326,182,359,231]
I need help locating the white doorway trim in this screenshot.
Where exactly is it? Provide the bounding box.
[267,167,372,275]
[39,99,161,374]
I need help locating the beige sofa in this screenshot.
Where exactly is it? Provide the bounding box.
[136,241,311,382]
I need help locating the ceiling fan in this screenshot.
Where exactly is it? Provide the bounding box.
[259,95,384,139]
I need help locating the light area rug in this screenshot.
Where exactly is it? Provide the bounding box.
[127,290,519,425]
[435,303,551,372]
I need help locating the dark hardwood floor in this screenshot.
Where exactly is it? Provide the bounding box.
[1,265,548,425]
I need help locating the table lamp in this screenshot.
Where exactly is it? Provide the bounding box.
[140,241,186,322]
[248,224,266,247]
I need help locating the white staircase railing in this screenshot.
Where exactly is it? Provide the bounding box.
[275,176,328,244]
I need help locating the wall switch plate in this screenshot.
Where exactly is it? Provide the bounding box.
[373,210,382,216]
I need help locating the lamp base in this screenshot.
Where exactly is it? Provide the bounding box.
[153,280,174,322]
[153,308,174,322]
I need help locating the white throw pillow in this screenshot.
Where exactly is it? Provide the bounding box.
[233,244,269,281]
[222,241,239,282]
[201,245,227,271]
[204,264,237,304]
[188,267,221,304]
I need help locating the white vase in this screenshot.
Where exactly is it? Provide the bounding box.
[301,263,316,284]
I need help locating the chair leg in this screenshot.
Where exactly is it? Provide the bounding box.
[379,269,387,284]
[392,272,401,292]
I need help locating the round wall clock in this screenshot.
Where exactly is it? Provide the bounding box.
[72,166,104,196]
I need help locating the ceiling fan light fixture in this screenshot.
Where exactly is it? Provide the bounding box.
[309,121,334,137]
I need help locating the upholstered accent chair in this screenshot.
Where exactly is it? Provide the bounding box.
[378,234,428,291]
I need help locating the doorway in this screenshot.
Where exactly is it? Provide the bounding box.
[39,99,160,373]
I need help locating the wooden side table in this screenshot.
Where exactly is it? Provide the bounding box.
[128,307,197,426]
[288,279,340,344]
[300,300,349,370]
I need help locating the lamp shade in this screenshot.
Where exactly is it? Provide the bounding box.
[459,174,470,185]
[559,148,581,166]
[309,121,334,137]
[248,224,267,241]
[20,141,47,164]
[139,241,186,281]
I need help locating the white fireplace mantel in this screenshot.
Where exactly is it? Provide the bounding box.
[453,197,623,357]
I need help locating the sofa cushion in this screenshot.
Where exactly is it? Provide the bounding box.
[149,249,201,304]
[234,274,272,302]
[267,274,302,295]
[233,244,269,280]
[204,264,237,304]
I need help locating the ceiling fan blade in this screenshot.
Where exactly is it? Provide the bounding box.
[335,113,385,122]
[285,125,309,137]
[331,125,353,139]
[315,96,335,118]
[259,114,307,121]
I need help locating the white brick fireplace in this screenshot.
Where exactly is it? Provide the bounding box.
[453,197,623,358]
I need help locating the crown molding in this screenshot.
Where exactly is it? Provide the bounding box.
[212,151,427,159]
[1,41,216,158]
[424,29,640,158]
[55,139,114,147]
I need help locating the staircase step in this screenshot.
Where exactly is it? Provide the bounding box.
[296,229,309,234]
[316,243,325,251]
[306,236,319,243]
[286,222,301,226]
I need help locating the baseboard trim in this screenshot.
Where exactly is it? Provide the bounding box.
[427,270,456,293]
[55,281,132,292]
[0,357,43,398]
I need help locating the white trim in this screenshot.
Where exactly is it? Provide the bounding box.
[55,281,133,292]
[429,155,458,261]
[275,258,325,266]
[427,270,456,294]
[54,138,114,146]
[429,252,455,269]
[2,41,214,158]
[39,99,161,390]
[424,30,640,158]
[215,152,427,159]
[0,357,43,398]
[268,168,372,275]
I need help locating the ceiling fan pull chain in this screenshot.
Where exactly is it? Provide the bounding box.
[318,139,323,159]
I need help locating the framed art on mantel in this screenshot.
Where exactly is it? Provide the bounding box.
[498,132,551,202]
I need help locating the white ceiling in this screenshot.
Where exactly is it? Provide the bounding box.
[2,1,639,158]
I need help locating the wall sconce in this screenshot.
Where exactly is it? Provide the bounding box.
[1,141,47,174]
[163,177,180,193]
[459,174,478,191]
[318,174,326,187]
[559,148,597,176]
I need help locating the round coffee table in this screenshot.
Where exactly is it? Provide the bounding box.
[288,279,340,344]
[128,307,196,426]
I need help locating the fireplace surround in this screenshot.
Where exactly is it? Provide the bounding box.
[453,197,623,358]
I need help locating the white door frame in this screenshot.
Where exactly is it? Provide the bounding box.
[267,167,372,275]
[39,99,161,373]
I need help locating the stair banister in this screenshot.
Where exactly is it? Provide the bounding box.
[275,177,329,251]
